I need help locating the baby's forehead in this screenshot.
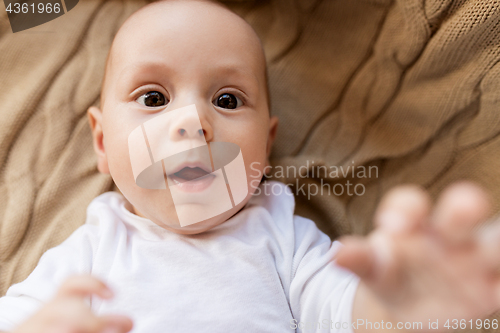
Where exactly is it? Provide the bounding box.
[102,0,266,95]
[113,1,263,67]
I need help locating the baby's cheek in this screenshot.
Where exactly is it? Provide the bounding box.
[105,136,131,184]
[102,115,136,184]
[242,145,267,191]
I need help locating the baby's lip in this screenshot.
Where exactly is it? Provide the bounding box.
[165,161,213,181]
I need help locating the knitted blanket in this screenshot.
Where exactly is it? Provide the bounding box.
[1,4,500,327]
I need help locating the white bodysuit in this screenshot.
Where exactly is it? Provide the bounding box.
[0,181,360,333]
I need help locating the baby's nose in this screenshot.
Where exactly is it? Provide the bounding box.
[169,112,206,142]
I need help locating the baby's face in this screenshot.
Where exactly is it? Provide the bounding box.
[88,0,277,234]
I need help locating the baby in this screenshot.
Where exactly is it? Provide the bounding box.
[1,0,500,332]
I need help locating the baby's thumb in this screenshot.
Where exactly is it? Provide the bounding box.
[335,236,376,280]
[56,274,114,301]
[100,314,134,333]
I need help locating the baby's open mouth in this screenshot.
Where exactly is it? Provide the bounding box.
[170,167,210,183]
[167,166,216,193]
[163,155,217,193]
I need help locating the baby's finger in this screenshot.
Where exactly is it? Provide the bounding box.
[53,301,132,333]
[55,274,114,301]
[477,220,500,274]
[100,314,134,333]
[374,185,431,235]
[336,236,376,280]
[39,297,108,333]
[432,182,491,246]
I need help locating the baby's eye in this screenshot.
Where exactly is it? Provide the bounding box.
[213,93,242,110]
[136,91,167,107]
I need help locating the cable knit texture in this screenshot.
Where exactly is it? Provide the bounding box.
[1,0,500,327]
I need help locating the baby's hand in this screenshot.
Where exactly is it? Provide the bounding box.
[336,182,500,330]
[12,275,133,333]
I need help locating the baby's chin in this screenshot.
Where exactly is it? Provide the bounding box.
[122,180,254,235]
[131,201,246,235]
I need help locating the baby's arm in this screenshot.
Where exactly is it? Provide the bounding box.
[3,275,132,333]
[0,223,132,333]
[337,183,500,333]
[287,216,361,333]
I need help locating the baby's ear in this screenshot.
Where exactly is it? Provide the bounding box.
[266,116,279,161]
[87,106,110,174]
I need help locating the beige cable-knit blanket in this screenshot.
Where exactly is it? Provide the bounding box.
[1,0,500,326]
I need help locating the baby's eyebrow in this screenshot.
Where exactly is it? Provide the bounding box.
[209,63,260,81]
[115,60,261,98]
[114,61,175,97]
[206,64,261,94]
[119,61,257,79]
[118,61,175,84]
